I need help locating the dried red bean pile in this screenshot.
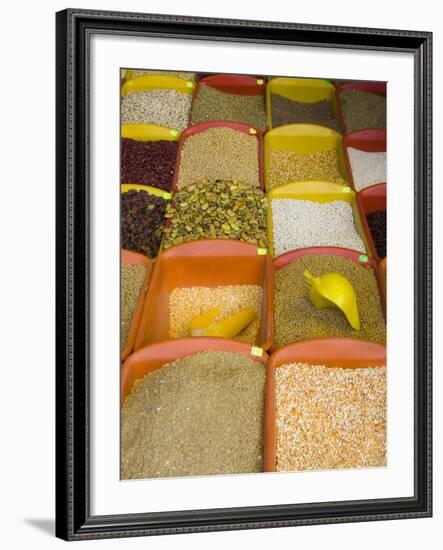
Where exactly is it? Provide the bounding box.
[271,93,340,131]
[366,210,386,258]
[121,139,178,191]
[121,189,166,257]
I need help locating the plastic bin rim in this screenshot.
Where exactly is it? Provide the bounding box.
[273,246,378,271]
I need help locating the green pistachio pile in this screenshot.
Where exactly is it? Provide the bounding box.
[163,180,267,249]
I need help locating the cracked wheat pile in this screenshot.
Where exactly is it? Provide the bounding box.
[121,350,266,479]
[275,363,386,472]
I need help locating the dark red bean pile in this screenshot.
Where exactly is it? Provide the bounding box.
[271,93,341,131]
[121,138,179,191]
[121,189,167,257]
[366,210,386,259]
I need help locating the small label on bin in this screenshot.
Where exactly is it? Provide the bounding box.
[186,81,194,88]
[251,346,263,357]
[170,129,178,137]
[257,79,264,85]
[249,128,257,135]
[257,248,267,256]
[162,192,172,200]
[342,186,351,193]
[359,254,369,263]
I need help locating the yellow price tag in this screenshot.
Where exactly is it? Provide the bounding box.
[257,248,267,256]
[186,81,194,88]
[342,186,351,193]
[170,129,178,137]
[249,128,257,135]
[251,346,263,357]
[359,254,369,263]
[257,79,264,85]
[162,192,172,200]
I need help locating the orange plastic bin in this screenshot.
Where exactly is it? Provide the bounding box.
[122,338,269,402]
[121,249,153,362]
[134,240,274,351]
[264,338,387,472]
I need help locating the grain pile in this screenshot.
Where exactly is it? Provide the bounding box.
[176,127,260,189]
[267,149,345,189]
[367,210,387,258]
[121,350,266,479]
[121,189,166,257]
[271,199,366,256]
[121,89,192,131]
[121,139,178,190]
[163,180,267,249]
[274,254,386,347]
[347,147,386,191]
[120,264,147,351]
[169,285,263,343]
[191,86,267,129]
[271,93,340,131]
[340,89,386,132]
[275,363,386,471]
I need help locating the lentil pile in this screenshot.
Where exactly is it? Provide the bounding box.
[274,254,386,348]
[347,147,386,191]
[120,264,147,351]
[163,180,267,249]
[271,199,366,256]
[191,86,267,129]
[121,89,192,131]
[367,210,387,258]
[169,285,263,343]
[128,70,196,81]
[121,350,266,479]
[121,138,178,190]
[275,363,386,471]
[271,93,340,131]
[121,189,166,257]
[267,149,345,189]
[176,127,260,189]
[340,89,386,132]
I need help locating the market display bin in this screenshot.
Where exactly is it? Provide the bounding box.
[273,246,385,318]
[356,183,387,261]
[267,181,371,258]
[336,82,387,133]
[120,184,171,259]
[121,249,153,362]
[134,239,274,351]
[343,129,386,192]
[263,123,348,191]
[266,78,338,130]
[172,120,264,191]
[120,74,196,96]
[189,74,266,126]
[263,338,387,472]
[121,123,181,142]
[122,338,269,402]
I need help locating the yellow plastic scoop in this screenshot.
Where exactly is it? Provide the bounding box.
[189,307,256,338]
[303,271,360,330]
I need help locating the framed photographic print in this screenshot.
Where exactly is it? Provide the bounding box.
[55,8,432,541]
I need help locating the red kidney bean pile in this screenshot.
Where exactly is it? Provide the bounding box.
[121,138,179,191]
[366,209,386,259]
[121,189,167,257]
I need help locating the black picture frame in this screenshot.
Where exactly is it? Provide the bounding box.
[55,8,432,541]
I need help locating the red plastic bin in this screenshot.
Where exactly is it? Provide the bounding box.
[134,239,274,352]
[121,249,153,362]
[336,82,386,134]
[172,121,264,192]
[343,129,386,192]
[122,338,269,402]
[356,183,387,261]
[264,338,387,472]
